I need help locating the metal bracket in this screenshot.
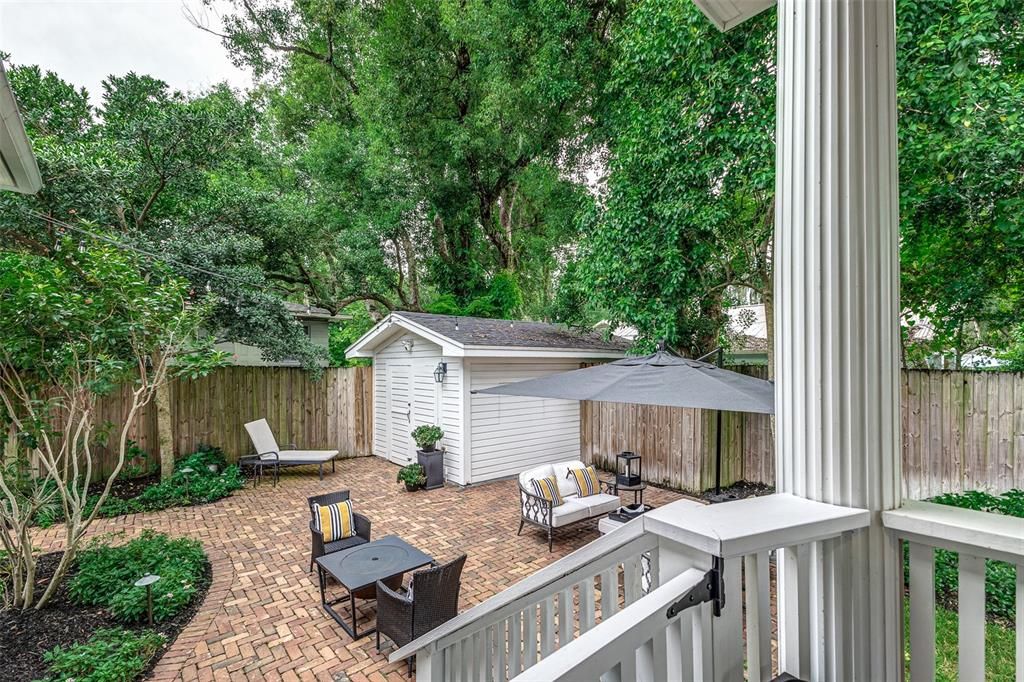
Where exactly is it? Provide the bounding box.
[666,556,725,619]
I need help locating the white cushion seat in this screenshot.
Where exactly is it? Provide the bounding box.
[264,449,339,463]
[550,499,592,527]
[572,493,621,516]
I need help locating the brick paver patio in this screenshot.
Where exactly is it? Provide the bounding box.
[35,456,692,681]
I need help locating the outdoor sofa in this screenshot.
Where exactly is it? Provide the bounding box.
[518,460,621,551]
[242,418,338,486]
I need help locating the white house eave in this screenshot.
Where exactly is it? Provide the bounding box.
[0,62,42,195]
[461,347,625,359]
[345,312,466,358]
[691,0,775,32]
[346,313,628,360]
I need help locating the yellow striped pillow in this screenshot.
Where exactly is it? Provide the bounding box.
[531,475,564,506]
[313,499,355,543]
[569,466,601,497]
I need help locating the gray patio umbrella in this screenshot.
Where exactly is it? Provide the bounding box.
[473,345,774,495]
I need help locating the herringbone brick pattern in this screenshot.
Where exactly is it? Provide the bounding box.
[35,457,690,681]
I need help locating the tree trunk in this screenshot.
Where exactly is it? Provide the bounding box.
[155,377,174,480]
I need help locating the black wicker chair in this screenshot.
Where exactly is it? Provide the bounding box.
[375,554,468,676]
[307,490,371,573]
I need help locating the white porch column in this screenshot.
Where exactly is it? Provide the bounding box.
[774,0,902,680]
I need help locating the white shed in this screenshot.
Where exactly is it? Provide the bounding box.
[346,312,628,485]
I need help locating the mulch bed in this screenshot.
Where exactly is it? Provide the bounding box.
[89,472,161,501]
[702,480,775,503]
[0,550,211,682]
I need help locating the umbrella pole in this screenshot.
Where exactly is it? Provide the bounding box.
[714,349,724,495]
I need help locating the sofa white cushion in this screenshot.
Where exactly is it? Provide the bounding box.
[573,493,621,516]
[519,464,555,489]
[550,499,591,527]
[551,460,588,498]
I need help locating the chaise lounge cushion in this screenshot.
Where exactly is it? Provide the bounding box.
[266,449,339,463]
[550,499,592,527]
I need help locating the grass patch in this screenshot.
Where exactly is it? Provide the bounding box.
[904,599,1017,681]
[68,530,206,624]
[39,627,165,682]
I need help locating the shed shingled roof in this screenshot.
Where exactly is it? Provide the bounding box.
[396,311,630,352]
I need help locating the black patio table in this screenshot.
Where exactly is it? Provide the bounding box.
[315,535,434,639]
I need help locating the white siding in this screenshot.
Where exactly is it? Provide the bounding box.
[469,360,582,483]
[372,332,466,482]
[216,320,332,367]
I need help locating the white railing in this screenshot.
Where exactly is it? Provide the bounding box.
[883,500,1024,682]
[393,520,659,681]
[396,493,872,681]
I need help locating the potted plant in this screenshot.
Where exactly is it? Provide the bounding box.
[411,425,444,452]
[411,425,445,490]
[396,463,426,492]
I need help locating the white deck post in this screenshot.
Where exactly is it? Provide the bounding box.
[774,0,902,679]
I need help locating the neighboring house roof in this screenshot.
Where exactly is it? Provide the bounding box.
[285,302,347,322]
[348,311,630,359]
[0,62,42,194]
[692,0,775,31]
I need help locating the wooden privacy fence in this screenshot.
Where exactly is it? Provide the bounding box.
[89,366,373,479]
[83,365,1022,497]
[581,369,1024,498]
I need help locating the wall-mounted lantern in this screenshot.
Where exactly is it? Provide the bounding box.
[433,361,448,383]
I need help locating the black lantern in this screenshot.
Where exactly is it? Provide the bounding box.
[616,451,641,488]
[433,361,448,383]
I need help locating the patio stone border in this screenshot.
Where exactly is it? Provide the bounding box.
[149,545,234,682]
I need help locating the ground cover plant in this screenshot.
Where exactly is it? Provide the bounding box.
[36,445,244,527]
[39,628,166,682]
[68,530,206,623]
[1,532,210,682]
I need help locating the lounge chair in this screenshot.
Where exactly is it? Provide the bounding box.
[242,418,338,486]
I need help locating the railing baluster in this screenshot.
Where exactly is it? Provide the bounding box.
[484,625,495,682]
[579,578,596,633]
[958,553,986,681]
[908,542,936,682]
[475,629,487,680]
[558,587,573,645]
[496,617,508,682]
[601,566,619,620]
[712,557,744,682]
[624,555,642,606]
[539,595,555,657]
[745,551,773,681]
[450,640,461,682]
[524,602,538,669]
[509,611,523,677]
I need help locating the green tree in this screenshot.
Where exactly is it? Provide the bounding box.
[897,0,1024,367]
[0,240,219,609]
[569,0,775,360]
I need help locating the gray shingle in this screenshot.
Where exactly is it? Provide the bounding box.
[396,311,630,352]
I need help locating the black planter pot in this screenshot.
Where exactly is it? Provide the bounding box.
[417,449,445,490]
[404,481,423,493]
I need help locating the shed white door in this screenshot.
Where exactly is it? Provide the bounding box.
[386,362,413,464]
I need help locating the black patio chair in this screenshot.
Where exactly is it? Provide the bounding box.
[307,490,371,573]
[375,554,468,676]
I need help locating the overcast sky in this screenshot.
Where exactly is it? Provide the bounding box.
[0,0,252,105]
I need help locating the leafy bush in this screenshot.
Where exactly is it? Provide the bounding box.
[396,463,426,488]
[117,439,154,481]
[410,425,444,450]
[40,628,165,682]
[36,445,244,526]
[68,530,206,623]
[921,489,1022,622]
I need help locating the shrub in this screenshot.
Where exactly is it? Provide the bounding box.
[68,530,206,623]
[40,628,165,682]
[922,488,1022,622]
[410,425,444,450]
[35,445,244,526]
